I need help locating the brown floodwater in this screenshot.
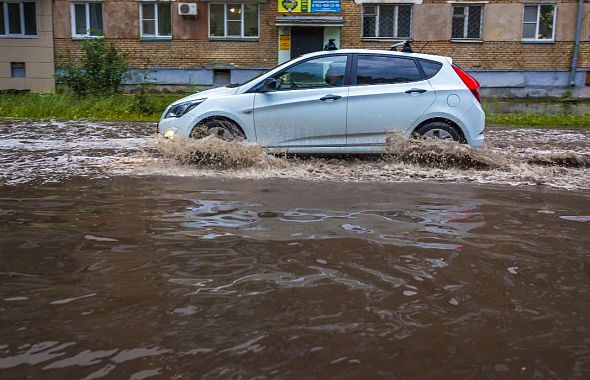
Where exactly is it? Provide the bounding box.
[1,119,590,378]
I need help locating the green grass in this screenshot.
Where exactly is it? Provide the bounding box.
[1,93,590,128]
[486,112,590,128]
[0,92,185,122]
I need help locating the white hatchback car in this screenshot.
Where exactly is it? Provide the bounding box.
[158,49,485,153]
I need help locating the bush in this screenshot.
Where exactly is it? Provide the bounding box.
[57,37,129,96]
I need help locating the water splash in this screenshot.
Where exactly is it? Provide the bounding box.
[2,120,589,190]
[154,136,285,169]
[144,130,590,190]
[385,133,506,170]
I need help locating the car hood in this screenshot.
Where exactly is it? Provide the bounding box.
[170,86,239,105]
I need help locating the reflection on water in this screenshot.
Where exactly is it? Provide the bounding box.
[1,176,589,378]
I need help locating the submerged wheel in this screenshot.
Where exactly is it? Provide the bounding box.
[190,118,246,141]
[413,121,463,143]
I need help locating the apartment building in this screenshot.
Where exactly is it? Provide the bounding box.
[1,0,589,96]
[0,0,55,92]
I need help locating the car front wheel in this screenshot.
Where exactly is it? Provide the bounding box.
[190,118,246,141]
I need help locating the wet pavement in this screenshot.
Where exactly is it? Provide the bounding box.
[1,119,590,378]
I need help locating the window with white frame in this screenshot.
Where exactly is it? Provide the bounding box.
[140,2,171,38]
[71,2,103,38]
[452,5,483,40]
[522,4,555,40]
[0,1,36,37]
[209,3,259,38]
[362,4,412,39]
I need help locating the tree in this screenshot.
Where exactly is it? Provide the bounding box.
[57,37,129,96]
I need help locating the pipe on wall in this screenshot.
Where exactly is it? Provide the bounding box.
[569,0,584,86]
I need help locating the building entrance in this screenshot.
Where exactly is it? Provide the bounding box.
[290,27,324,58]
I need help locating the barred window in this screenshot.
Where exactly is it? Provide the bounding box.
[452,5,483,40]
[362,4,412,39]
[522,4,555,40]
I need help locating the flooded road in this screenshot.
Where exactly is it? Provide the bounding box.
[1,119,589,190]
[1,119,590,378]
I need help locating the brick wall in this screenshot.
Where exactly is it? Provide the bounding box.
[53,0,590,71]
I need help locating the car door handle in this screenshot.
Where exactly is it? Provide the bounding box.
[319,94,342,101]
[405,88,427,94]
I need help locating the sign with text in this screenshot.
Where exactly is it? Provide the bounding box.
[278,0,340,13]
[279,35,291,50]
[311,0,340,13]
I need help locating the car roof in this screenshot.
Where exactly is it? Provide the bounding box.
[300,49,451,64]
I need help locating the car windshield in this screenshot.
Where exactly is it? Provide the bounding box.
[225,69,269,87]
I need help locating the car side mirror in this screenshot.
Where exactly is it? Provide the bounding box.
[257,78,279,93]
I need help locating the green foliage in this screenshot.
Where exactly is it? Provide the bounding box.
[133,65,155,114]
[57,37,129,96]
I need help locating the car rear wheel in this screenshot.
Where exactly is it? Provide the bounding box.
[191,118,246,141]
[413,122,463,143]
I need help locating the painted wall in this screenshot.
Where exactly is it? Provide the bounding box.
[412,4,451,41]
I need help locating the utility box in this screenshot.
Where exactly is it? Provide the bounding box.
[178,3,197,16]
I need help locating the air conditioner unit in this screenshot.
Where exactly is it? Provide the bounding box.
[178,3,197,16]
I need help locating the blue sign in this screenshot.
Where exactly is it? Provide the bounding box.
[311,0,340,13]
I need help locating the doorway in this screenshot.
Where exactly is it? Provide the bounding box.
[290,27,324,58]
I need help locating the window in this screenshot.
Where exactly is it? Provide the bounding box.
[140,2,171,38]
[418,59,442,79]
[362,4,411,39]
[452,5,483,40]
[71,2,103,38]
[0,1,36,37]
[355,55,422,85]
[209,3,259,38]
[10,62,25,77]
[274,55,347,90]
[522,4,555,41]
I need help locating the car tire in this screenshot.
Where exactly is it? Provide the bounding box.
[190,118,246,141]
[413,121,463,143]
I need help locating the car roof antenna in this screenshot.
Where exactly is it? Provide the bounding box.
[418,42,428,53]
[389,40,412,53]
[324,39,338,51]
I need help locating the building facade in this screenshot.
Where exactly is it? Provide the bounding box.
[0,0,55,92]
[1,0,589,96]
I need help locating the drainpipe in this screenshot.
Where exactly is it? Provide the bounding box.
[569,0,584,86]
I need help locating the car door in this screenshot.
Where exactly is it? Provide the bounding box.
[253,54,350,148]
[346,54,436,147]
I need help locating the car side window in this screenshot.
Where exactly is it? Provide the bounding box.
[355,55,423,85]
[418,59,443,79]
[275,55,348,90]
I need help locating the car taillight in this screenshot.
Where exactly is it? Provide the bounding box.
[452,64,480,103]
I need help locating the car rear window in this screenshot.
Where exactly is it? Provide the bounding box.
[355,55,423,85]
[418,59,443,79]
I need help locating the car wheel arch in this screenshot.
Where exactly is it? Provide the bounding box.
[190,116,248,140]
[411,117,467,144]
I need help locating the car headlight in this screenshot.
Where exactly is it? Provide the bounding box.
[165,99,206,119]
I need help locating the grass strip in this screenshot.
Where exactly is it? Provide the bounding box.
[0,93,184,122]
